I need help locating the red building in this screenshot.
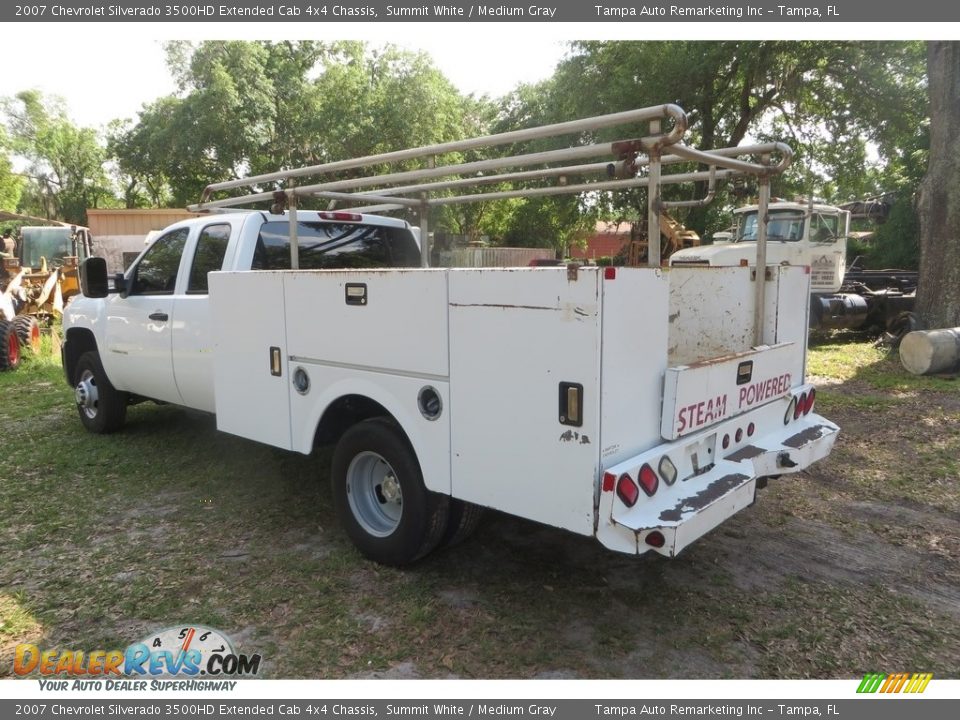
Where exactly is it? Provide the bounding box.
[569,221,631,261]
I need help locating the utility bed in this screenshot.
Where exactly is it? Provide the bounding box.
[209,263,836,556]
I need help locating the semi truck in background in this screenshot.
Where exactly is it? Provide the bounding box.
[670,199,917,339]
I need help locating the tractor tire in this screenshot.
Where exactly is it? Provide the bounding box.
[0,320,21,371]
[331,417,449,566]
[73,351,128,434]
[13,315,41,353]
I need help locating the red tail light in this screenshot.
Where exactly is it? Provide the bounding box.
[794,392,806,420]
[645,531,666,548]
[735,428,743,443]
[747,422,756,437]
[804,388,816,415]
[604,267,617,280]
[638,464,659,497]
[602,472,616,492]
[616,474,639,507]
[319,211,362,222]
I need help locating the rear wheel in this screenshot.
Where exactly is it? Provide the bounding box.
[331,418,448,566]
[441,499,485,547]
[13,315,41,353]
[0,320,20,371]
[73,351,127,433]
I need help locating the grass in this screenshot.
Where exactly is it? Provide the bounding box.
[1,338,959,679]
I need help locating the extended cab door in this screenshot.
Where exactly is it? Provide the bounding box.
[103,227,189,403]
[171,222,233,413]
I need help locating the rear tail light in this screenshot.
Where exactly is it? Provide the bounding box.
[735,428,744,443]
[638,464,659,497]
[645,531,666,548]
[793,391,806,420]
[804,388,816,415]
[784,396,797,425]
[722,433,730,449]
[658,456,678,486]
[319,211,362,222]
[747,422,756,437]
[604,267,617,280]
[602,472,616,492]
[616,474,639,507]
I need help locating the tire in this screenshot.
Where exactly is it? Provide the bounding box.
[73,351,128,434]
[13,315,41,353]
[441,499,485,547]
[0,320,20,371]
[883,311,920,349]
[331,418,449,566]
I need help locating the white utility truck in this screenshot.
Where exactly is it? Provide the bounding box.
[670,200,916,335]
[63,106,838,566]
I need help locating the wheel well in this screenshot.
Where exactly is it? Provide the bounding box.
[314,394,403,449]
[63,327,97,385]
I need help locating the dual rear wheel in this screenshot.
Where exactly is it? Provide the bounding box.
[331,418,483,566]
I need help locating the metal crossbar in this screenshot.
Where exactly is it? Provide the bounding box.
[187,105,793,343]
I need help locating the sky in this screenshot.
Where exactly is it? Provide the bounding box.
[0,33,569,131]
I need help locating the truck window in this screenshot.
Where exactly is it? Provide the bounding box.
[253,221,420,270]
[187,224,231,294]
[811,214,840,242]
[129,228,189,295]
[739,211,804,242]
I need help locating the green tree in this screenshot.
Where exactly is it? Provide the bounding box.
[110,41,478,212]
[1,90,113,224]
[0,127,24,212]
[499,42,928,248]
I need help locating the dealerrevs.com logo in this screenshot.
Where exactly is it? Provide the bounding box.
[14,625,261,690]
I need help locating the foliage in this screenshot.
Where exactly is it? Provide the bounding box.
[0,127,23,212]
[511,41,929,241]
[864,196,920,270]
[109,41,480,212]
[1,91,113,224]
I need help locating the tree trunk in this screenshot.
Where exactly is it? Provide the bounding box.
[916,42,960,329]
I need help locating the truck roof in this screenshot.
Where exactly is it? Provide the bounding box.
[733,201,843,214]
[162,210,413,232]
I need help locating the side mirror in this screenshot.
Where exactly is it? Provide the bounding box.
[80,257,109,298]
[113,273,128,296]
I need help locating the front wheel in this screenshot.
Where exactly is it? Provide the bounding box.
[331,418,448,566]
[13,315,41,354]
[0,320,20,371]
[73,351,128,433]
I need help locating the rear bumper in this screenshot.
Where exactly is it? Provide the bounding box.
[596,389,838,557]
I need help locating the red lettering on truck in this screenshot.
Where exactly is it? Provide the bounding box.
[676,394,728,434]
[738,372,791,409]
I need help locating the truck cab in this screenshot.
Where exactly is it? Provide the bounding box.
[63,210,421,416]
[670,201,851,294]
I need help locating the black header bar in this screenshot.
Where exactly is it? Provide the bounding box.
[4,0,960,23]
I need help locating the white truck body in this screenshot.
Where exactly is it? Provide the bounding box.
[203,259,829,556]
[63,106,838,564]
